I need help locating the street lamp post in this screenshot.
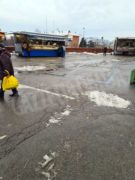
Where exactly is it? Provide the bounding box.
[83,27,85,38]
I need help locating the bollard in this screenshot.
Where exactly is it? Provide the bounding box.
[130,69,135,85]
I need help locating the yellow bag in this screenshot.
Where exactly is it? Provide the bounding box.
[2,71,19,91]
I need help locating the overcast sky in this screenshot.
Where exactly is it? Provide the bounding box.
[0,0,135,40]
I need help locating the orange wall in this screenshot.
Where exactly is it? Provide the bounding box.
[68,35,80,48]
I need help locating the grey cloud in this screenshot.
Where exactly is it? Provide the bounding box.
[0,0,135,40]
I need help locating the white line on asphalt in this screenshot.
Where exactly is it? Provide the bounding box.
[0,135,7,140]
[19,84,75,100]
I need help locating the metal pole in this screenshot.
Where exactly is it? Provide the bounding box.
[46,16,48,34]
[83,27,85,38]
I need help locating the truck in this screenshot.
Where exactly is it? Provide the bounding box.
[114,37,135,55]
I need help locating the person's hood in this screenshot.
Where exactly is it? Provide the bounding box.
[1,51,11,58]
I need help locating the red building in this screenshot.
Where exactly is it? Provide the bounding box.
[0,32,5,43]
[65,32,80,48]
[67,35,80,48]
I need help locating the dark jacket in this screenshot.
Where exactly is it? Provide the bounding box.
[0,51,14,80]
[103,47,107,53]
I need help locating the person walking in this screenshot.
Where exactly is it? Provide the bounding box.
[0,44,18,100]
[103,47,107,56]
[58,44,65,57]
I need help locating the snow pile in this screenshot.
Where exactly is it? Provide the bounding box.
[111,59,120,62]
[68,52,101,56]
[15,66,46,72]
[68,52,79,55]
[85,91,131,109]
[83,52,101,56]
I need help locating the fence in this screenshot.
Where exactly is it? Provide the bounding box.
[66,47,113,53]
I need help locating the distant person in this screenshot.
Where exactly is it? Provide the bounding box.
[22,42,27,50]
[61,45,65,57]
[22,42,30,57]
[0,44,19,100]
[58,45,65,57]
[103,47,107,56]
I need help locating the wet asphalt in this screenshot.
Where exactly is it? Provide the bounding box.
[0,53,135,180]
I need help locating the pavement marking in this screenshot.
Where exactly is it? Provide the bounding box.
[0,135,7,140]
[19,84,75,100]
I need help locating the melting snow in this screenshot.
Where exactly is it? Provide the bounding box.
[0,135,7,140]
[38,151,57,180]
[68,52,102,55]
[51,152,56,158]
[61,110,71,116]
[39,155,53,168]
[49,117,61,124]
[15,66,46,72]
[47,105,72,126]
[83,52,102,55]
[41,172,51,180]
[85,91,131,109]
[48,163,55,171]
[111,59,120,62]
